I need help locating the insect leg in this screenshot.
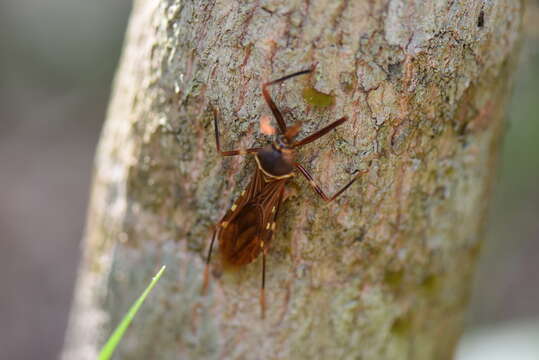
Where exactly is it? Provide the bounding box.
[213,108,262,156]
[262,67,314,134]
[259,186,285,319]
[202,227,218,294]
[295,162,368,202]
[293,116,348,148]
[260,252,266,319]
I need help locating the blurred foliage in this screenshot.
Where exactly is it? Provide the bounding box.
[466,3,539,327]
[1,1,131,91]
[0,2,132,360]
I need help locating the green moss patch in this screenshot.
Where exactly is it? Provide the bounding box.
[302,87,335,107]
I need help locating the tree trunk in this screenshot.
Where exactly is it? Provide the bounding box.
[63,1,523,359]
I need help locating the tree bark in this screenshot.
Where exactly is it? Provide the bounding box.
[63,1,523,359]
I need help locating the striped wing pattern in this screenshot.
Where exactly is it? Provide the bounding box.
[219,168,286,266]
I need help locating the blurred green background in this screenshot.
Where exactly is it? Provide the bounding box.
[0,1,537,359]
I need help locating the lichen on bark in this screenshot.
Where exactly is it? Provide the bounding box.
[63,1,523,359]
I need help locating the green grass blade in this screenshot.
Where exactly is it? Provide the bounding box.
[98,265,166,360]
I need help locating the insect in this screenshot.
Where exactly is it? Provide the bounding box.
[202,67,366,318]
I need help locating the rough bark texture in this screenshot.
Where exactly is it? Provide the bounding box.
[63,1,523,359]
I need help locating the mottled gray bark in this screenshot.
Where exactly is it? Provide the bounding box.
[63,1,523,359]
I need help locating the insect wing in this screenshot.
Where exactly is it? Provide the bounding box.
[220,202,263,266]
[256,181,285,249]
[219,170,285,266]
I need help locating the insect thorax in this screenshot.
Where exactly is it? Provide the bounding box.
[255,144,294,179]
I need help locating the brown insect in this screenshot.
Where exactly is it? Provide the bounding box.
[202,67,366,318]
